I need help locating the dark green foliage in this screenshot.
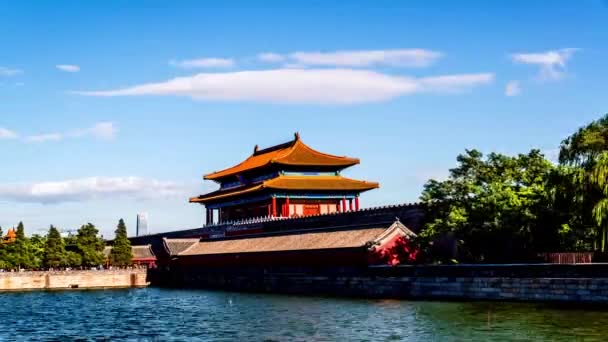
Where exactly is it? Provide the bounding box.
[110,219,132,267]
[74,223,105,267]
[15,222,25,240]
[43,226,67,268]
[3,222,38,269]
[418,113,608,262]
[0,222,108,270]
[65,251,82,267]
[558,113,608,251]
[419,149,559,262]
[559,114,608,167]
[29,234,46,268]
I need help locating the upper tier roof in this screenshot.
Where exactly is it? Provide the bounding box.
[204,133,360,181]
[190,175,379,203]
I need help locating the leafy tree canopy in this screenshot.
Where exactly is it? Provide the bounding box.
[420,149,558,262]
[44,226,68,268]
[75,223,105,267]
[560,113,608,167]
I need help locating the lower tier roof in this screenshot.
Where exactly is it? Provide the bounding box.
[175,220,413,256]
[190,175,379,204]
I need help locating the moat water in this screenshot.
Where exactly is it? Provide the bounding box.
[1,288,608,341]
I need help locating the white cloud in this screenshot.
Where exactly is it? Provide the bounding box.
[288,49,442,68]
[511,48,579,81]
[25,133,63,143]
[74,69,494,104]
[89,122,117,139]
[169,57,235,69]
[0,67,22,76]
[69,122,117,140]
[56,64,80,72]
[25,122,117,143]
[0,177,184,204]
[0,128,18,139]
[418,73,495,93]
[505,80,521,96]
[257,52,286,63]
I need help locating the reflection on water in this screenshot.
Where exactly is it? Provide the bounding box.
[1,288,607,341]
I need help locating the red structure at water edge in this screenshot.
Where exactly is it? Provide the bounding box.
[131,133,422,268]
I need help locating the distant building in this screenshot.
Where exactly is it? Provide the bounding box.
[104,245,157,268]
[136,213,148,236]
[1,228,17,244]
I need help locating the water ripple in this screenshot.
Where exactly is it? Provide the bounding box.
[0,288,607,341]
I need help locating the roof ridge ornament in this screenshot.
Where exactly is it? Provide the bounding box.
[294,132,300,141]
[253,144,259,153]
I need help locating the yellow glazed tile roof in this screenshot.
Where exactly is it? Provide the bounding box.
[189,175,379,203]
[204,134,359,180]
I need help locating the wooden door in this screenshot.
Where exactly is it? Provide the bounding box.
[303,204,320,216]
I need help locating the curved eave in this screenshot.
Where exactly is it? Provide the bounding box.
[190,176,379,204]
[189,184,264,203]
[264,175,379,192]
[204,139,359,181]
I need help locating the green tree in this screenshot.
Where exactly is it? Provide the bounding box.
[559,113,608,251]
[0,226,7,269]
[65,251,82,267]
[43,226,68,268]
[419,149,560,262]
[75,223,105,267]
[29,234,46,269]
[15,221,25,240]
[110,219,132,267]
[4,222,37,269]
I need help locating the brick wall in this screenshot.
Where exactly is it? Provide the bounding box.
[155,264,608,304]
[0,270,148,291]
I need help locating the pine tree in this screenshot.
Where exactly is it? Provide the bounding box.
[110,219,132,267]
[29,234,46,269]
[8,221,35,269]
[75,223,105,267]
[16,222,25,240]
[65,251,82,267]
[43,226,67,268]
[0,226,6,269]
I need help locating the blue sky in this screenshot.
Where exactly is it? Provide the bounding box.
[1,0,607,237]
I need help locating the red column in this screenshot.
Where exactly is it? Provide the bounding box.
[272,197,277,217]
[285,197,290,217]
[342,197,347,212]
[355,197,360,211]
[267,204,271,217]
[336,202,341,212]
[349,199,353,211]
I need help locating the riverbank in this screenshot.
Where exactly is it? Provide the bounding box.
[153,263,608,304]
[0,269,148,291]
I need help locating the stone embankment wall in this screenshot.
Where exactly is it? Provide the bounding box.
[155,264,608,304]
[0,270,148,291]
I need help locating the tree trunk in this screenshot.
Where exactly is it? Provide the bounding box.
[600,226,606,253]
